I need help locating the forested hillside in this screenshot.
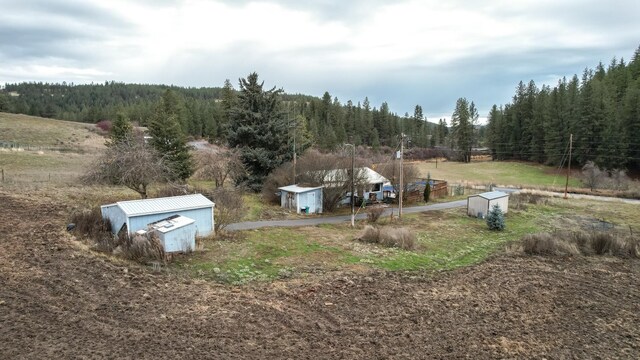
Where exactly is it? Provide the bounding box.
[486,46,640,172]
[0,81,439,150]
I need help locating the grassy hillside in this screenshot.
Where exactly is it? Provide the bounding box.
[0,113,105,185]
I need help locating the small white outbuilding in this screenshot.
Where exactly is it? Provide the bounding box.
[278,185,323,214]
[101,193,214,237]
[467,191,509,218]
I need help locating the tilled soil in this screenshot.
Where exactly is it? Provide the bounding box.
[1,191,639,359]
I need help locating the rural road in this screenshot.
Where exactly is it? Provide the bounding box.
[225,186,639,231]
[227,200,468,231]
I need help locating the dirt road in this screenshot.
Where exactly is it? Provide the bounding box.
[1,190,639,359]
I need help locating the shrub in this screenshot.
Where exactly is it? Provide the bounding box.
[95,120,112,133]
[70,208,115,252]
[119,232,165,263]
[366,206,385,223]
[518,231,638,258]
[211,187,247,232]
[522,233,579,256]
[486,203,505,231]
[360,225,380,243]
[357,225,416,250]
[379,227,416,250]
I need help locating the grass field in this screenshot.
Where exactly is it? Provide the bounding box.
[411,159,582,188]
[175,195,640,284]
[0,112,105,185]
[0,112,104,148]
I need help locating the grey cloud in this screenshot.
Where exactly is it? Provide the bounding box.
[7,0,132,30]
[220,0,391,23]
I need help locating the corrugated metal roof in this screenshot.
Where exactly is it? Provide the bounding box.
[114,194,214,217]
[478,191,509,200]
[150,215,195,234]
[278,185,324,193]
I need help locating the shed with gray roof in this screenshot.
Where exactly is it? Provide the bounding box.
[467,191,509,218]
[278,185,323,214]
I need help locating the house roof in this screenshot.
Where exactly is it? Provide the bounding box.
[323,167,389,185]
[149,215,195,234]
[278,185,324,193]
[475,191,509,200]
[104,193,214,217]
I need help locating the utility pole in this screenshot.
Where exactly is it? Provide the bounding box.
[293,122,297,183]
[344,143,356,227]
[564,133,573,199]
[399,133,404,219]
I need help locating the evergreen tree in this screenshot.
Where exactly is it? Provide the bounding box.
[451,97,473,162]
[227,72,290,192]
[486,203,505,231]
[109,112,133,145]
[149,90,193,181]
[423,172,431,203]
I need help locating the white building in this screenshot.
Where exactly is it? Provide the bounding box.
[467,191,509,218]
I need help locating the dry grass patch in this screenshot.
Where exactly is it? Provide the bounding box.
[516,231,639,258]
[358,225,416,250]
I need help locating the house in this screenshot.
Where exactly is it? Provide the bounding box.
[101,193,215,237]
[137,215,197,253]
[467,191,509,218]
[326,167,390,204]
[278,185,323,214]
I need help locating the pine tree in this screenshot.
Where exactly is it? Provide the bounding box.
[451,98,472,162]
[227,72,290,192]
[149,90,193,181]
[423,172,431,203]
[486,203,505,231]
[109,112,133,145]
[219,79,236,138]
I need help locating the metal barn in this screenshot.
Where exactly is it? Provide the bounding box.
[101,193,215,236]
[467,191,509,218]
[278,185,323,214]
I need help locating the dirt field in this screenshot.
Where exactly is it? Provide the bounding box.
[1,189,639,359]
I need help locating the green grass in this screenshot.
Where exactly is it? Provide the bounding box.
[177,227,360,284]
[414,160,581,188]
[174,196,640,284]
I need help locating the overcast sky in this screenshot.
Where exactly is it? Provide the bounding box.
[1,0,639,121]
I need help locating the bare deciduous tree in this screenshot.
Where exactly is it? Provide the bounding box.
[83,139,172,198]
[263,149,369,212]
[211,187,247,232]
[582,161,604,192]
[378,161,420,200]
[194,149,246,188]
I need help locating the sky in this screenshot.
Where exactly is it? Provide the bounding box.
[1,0,639,122]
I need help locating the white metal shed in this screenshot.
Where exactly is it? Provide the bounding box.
[101,194,215,236]
[146,215,197,253]
[467,191,509,218]
[278,185,323,214]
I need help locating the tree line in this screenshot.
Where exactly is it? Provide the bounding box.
[486,45,640,172]
[0,80,447,151]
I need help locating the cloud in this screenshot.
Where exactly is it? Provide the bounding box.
[1,0,639,118]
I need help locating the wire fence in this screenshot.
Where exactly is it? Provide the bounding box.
[0,140,102,153]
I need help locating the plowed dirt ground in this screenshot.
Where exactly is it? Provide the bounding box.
[1,190,639,359]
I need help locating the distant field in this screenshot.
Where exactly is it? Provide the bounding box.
[410,159,582,188]
[0,112,106,148]
[0,113,105,185]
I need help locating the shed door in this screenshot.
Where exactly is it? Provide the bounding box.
[309,192,316,213]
